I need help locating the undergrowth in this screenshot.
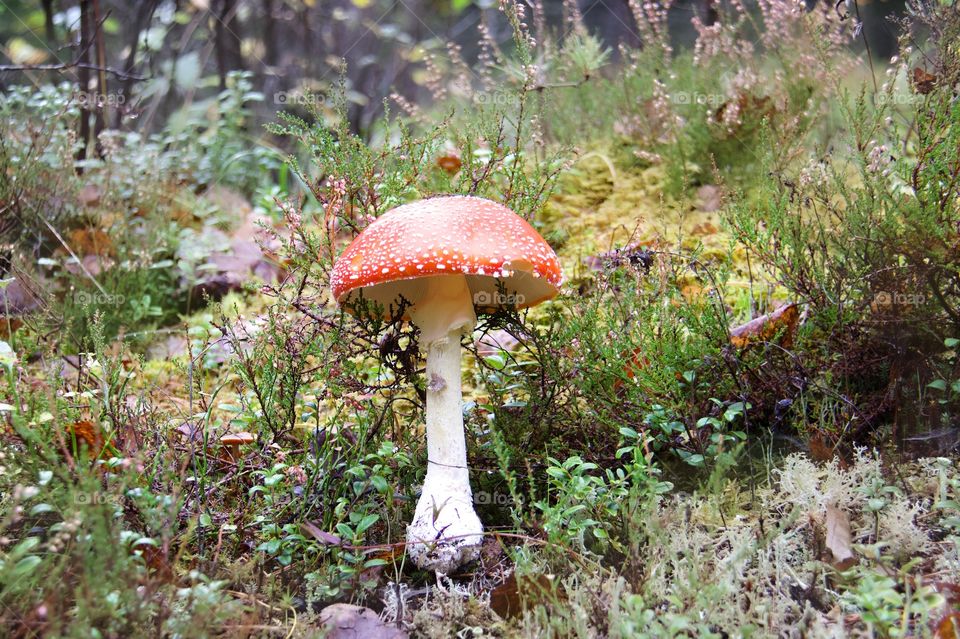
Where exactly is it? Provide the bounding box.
[0,0,958,637]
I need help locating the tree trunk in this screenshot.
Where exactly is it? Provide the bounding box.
[215,0,243,90]
[262,0,278,68]
[41,0,56,43]
[76,0,92,167]
[115,0,158,127]
[91,0,108,150]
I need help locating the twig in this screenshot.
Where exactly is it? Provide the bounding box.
[0,62,145,81]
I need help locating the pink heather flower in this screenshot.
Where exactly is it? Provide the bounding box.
[692,17,735,66]
[867,142,892,174]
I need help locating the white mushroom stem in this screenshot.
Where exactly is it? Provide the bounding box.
[406,275,483,573]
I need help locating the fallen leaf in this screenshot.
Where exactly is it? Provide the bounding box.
[0,278,42,315]
[730,303,799,349]
[0,317,23,339]
[301,521,343,546]
[807,432,836,462]
[68,228,114,257]
[936,612,960,639]
[690,221,718,236]
[133,541,174,583]
[174,421,202,442]
[77,184,102,207]
[824,504,856,570]
[67,420,105,459]
[912,67,938,95]
[928,582,960,638]
[614,347,650,392]
[436,153,462,175]
[490,572,564,619]
[714,93,775,138]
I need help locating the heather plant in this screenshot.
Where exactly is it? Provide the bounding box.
[466,244,749,471]
[1,0,959,636]
[0,75,281,350]
[417,0,855,197]
[722,11,960,443]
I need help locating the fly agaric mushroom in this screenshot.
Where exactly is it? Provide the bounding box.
[330,195,562,573]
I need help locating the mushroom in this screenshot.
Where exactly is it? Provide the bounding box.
[331,195,563,573]
[219,431,256,462]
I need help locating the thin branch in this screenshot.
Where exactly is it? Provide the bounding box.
[0,61,146,81]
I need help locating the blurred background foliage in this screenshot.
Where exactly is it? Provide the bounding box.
[0,0,906,140]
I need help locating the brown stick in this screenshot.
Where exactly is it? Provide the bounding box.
[76,0,92,167]
[91,0,108,150]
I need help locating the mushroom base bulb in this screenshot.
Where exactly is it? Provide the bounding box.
[407,473,484,574]
[405,276,484,573]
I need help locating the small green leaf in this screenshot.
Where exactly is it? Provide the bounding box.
[257,539,281,555]
[370,475,389,494]
[356,513,378,534]
[364,558,389,568]
[11,555,42,579]
[29,503,55,516]
[619,426,639,439]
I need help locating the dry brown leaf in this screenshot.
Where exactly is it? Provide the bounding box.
[614,347,649,392]
[490,572,564,620]
[68,228,114,257]
[0,317,24,339]
[301,521,343,546]
[714,93,776,137]
[730,303,799,349]
[807,432,836,463]
[929,582,960,638]
[690,221,718,236]
[825,504,856,570]
[77,184,102,207]
[936,612,960,639]
[67,420,105,459]
[436,153,462,175]
[133,541,174,583]
[912,67,938,95]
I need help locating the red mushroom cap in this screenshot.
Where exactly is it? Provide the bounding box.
[331,196,562,314]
